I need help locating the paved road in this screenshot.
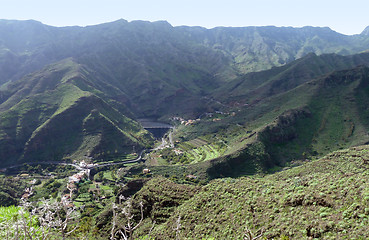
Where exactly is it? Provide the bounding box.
[3,149,149,172]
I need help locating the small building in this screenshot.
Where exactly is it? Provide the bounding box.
[186,174,197,179]
[143,168,151,174]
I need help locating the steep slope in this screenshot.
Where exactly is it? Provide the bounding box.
[0,19,72,85]
[0,59,153,167]
[0,20,234,118]
[131,146,369,239]
[160,61,369,179]
[179,25,369,73]
[2,20,369,171]
[214,52,369,105]
[256,66,369,162]
[2,20,369,117]
[361,26,369,36]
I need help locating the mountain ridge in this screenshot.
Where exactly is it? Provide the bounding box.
[2,19,369,239]
[361,25,369,35]
[1,19,369,86]
[0,59,153,166]
[1,19,369,168]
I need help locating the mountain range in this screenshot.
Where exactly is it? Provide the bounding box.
[1,19,369,169]
[2,19,369,239]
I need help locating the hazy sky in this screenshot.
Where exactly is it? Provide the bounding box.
[1,0,368,35]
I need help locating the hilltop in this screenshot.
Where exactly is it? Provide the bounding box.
[0,59,153,166]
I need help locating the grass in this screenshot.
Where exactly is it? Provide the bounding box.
[74,193,91,202]
[188,138,208,147]
[0,205,20,221]
[124,162,139,167]
[187,144,221,163]
[103,171,115,181]
[0,205,41,239]
[153,140,225,166]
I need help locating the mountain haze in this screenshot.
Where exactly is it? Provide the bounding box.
[361,26,369,35]
[1,19,369,168]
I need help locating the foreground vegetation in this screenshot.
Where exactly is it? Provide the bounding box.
[1,145,369,239]
[121,145,368,239]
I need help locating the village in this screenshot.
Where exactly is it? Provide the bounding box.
[170,110,237,126]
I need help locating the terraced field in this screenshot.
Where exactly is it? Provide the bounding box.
[177,138,226,163]
[188,138,208,147]
[93,153,138,164]
[74,192,91,203]
[153,125,260,165]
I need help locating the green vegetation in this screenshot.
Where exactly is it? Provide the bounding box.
[0,60,154,167]
[0,174,29,206]
[0,205,20,221]
[2,19,369,239]
[120,146,369,239]
[153,60,369,178]
[2,20,369,169]
[1,139,369,239]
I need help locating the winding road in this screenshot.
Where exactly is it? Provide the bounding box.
[3,149,148,172]
[3,123,174,172]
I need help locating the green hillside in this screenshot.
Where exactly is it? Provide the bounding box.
[128,146,369,239]
[2,20,369,117]
[259,66,369,161]
[214,52,369,104]
[0,59,153,167]
[154,62,369,180]
[2,19,369,240]
[179,25,369,73]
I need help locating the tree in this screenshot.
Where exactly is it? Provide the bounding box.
[0,194,80,240]
[244,227,264,240]
[110,195,144,240]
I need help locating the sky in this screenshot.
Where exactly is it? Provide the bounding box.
[1,0,368,35]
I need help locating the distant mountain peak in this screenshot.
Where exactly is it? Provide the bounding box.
[129,19,173,28]
[361,26,369,35]
[0,19,42,25]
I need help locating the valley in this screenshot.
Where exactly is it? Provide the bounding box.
[1,19,369,239]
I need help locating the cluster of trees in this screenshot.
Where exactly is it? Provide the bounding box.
[0,194,150,240]
[6,164,76,178]
[0,176,28,206]
[0,196,80,239]
[159,148,191,164]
